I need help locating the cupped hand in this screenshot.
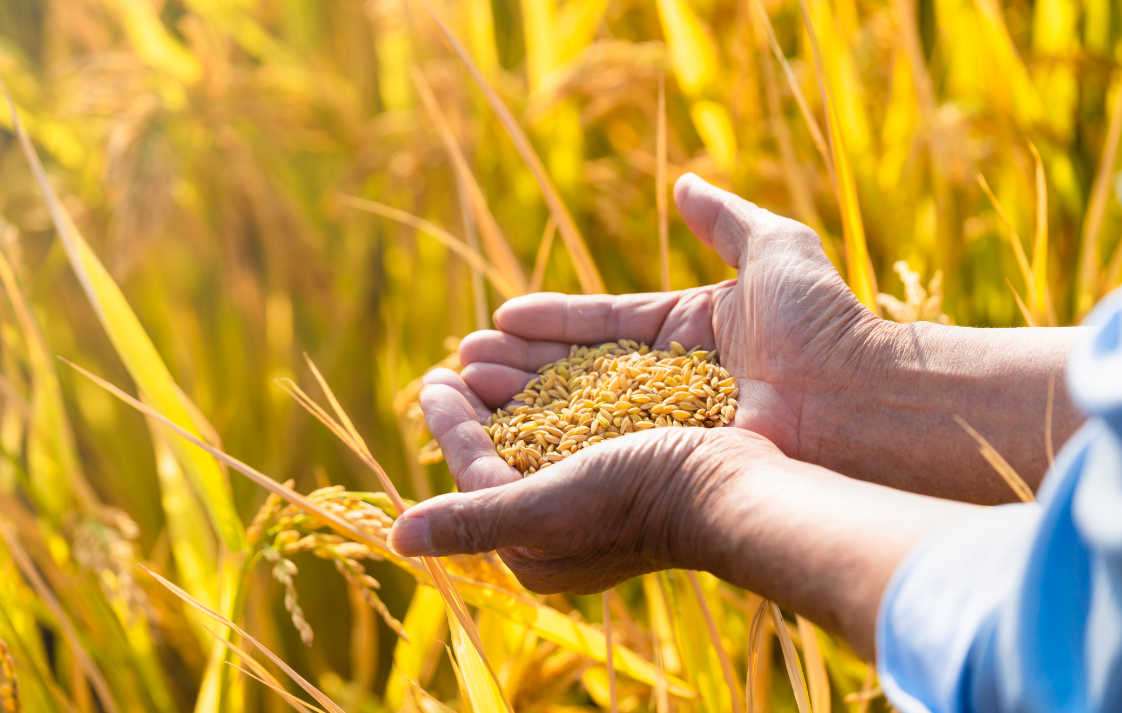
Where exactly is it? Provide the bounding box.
[386,374,785,593]
[456,173,887,466]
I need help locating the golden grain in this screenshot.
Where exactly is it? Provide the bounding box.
[485,342,739,475]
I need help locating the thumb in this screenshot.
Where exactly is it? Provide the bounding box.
[674,173,806,270]
[387,477,561,557]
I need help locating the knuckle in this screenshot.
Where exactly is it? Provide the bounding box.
[444,497,499,553]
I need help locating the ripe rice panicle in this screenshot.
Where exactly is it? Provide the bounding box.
[486,341,739,475]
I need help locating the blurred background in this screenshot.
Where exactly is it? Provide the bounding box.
[0,0,1119,711]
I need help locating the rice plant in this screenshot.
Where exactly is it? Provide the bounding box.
[0,0,1118,711]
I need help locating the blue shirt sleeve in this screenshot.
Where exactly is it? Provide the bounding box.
[876,288,1122,713]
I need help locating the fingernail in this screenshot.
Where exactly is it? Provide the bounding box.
[389,517,437,557]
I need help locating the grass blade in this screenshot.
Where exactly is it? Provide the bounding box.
[0,250,95,519]
[384,584,447,709]
[1,82,245,562]
[413,0,605,294]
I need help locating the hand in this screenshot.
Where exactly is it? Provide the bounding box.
[456,173,1085,503]
[388,372,977,659]
[386,375,785,593]
[456,173,883,468]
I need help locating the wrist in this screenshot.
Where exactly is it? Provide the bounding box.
[819,317,1086,502]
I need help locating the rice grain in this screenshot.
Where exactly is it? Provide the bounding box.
[486,341,738,475]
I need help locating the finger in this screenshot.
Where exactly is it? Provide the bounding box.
[459,330,570,371]
[388,469,573,556]
[419,384,520,491]
[461,363,538,408]
[422,368,490,421]
[674,172,783,269]
[493,292,682,345]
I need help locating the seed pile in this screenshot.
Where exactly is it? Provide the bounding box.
[486,340,739,475]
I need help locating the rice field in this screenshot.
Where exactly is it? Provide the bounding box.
[0,0,1118,711]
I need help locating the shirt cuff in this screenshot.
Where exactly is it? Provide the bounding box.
[876,503,1041,713]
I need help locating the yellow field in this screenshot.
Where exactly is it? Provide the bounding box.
[0,0,1117,711]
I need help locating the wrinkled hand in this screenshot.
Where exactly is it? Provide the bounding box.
[387,376,784,593]
[456,173,885,464]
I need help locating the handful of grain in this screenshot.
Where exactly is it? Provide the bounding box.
[485,340,738,475]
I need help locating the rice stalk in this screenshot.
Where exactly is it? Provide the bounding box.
[529,217,557,293]
[141,567,345,713]
[2,82,246,554]
[338,195,521,300]
[768,603,810,713]
[952,415,1034,503]
[411,68,528,295]
[750,0,833,181]
[844,667,880,713]
[975,171,1036,310]
[793,0,878,309]
[1045,374,1056,466]
[795,615,830,713]
[686,571,744,713]
[1077,84,1122,316]
[226,663,325,713]
[1006,278,1037,327]
[745,597,768,713]
[603,590,619,713]
[657,74,671,293]
[207,630,325,713]
[1027,142,1056,327]
[413,0,605,294]
[0,520,119,713]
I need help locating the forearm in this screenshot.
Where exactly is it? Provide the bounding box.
[705,458,978,659]
[823,322,1087,504]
